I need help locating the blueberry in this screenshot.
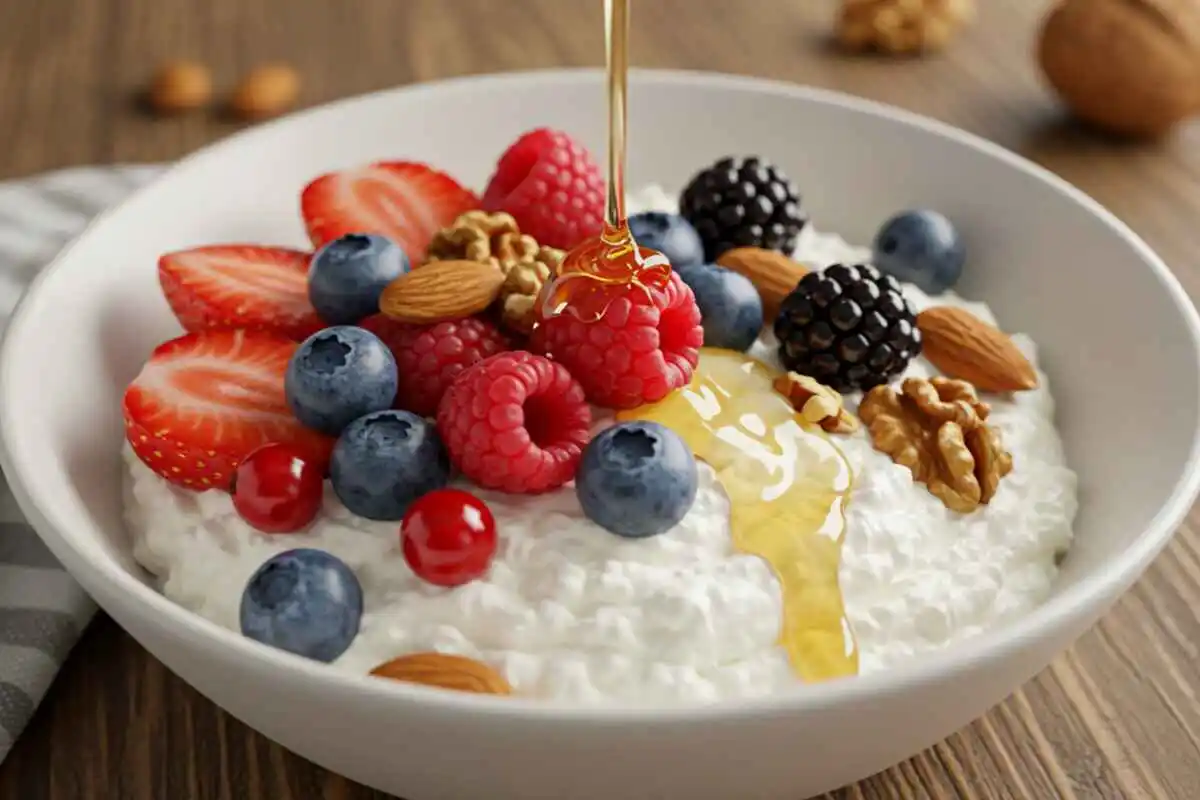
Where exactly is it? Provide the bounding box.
[576,421,699,538]
[330,410,450,521]
[872,210,965,295]
[240,548,363,663]
[677,264,764,352]
[628,212,705,268]
[308,234,409,324]
[286,326,398,436]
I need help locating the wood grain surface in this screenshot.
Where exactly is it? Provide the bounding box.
[2,0,1200,798]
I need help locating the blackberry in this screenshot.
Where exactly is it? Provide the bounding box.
[774,264,921,393]
[679,156,808,262]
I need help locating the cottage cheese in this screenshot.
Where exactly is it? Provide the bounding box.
[123,187,1078,706]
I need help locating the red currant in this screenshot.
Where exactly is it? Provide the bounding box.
[232,443,324,533]
[401,489,497,587]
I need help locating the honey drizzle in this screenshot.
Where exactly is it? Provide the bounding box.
[538,0,671,325]
[604,0,629,228]
[617,349,859,681]
[547,1,859,681]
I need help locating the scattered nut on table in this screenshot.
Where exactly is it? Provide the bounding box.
[229,64,301,121]
[836,0,976,56]
[859,376,1012,513]
[146,60,213,115]
[1037,0,1200,139]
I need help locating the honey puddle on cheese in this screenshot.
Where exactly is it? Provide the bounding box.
[619,348,859,681]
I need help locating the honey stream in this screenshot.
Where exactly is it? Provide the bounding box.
[547,0,859,681]
[603,0,629,229]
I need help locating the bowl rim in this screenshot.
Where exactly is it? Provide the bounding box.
[4,66,1200,722]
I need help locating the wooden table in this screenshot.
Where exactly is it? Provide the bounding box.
[2,0,1199,797]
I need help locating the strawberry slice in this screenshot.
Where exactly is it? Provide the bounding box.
[123,329,334,491]
[300,162,480,262]
[158,245,326,341]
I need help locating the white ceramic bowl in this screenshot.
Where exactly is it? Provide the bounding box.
[2,69,1199,800]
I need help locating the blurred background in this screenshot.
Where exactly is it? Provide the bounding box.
[3,0,1198,283]
[2,1,1200,798]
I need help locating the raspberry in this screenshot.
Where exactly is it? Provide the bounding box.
[358,314,509,417]
[481,128,605,251]
[436,352,592,494]
[535,271,704,409]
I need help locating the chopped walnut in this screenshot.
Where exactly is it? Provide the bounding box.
[425,211,565,334]
[497,246,564,334]
[837,0,975,56]
[499,259,553,335]
[773,372,860,434]
[425,211,540,275]
[859,377,1012,513]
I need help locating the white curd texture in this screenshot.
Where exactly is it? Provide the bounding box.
[124,186,1077,705]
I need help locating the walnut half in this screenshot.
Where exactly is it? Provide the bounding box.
[859,377,1012,513]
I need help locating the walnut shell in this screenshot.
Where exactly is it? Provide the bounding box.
[1038,0,1200,138]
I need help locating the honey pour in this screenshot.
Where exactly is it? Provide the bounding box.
[545,0,859,681]
[538,0,672,325]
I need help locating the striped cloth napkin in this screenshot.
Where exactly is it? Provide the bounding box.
[0,164,162,762]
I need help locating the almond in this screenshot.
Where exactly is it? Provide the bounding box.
[370,652,512,695]
[917,306,1037,392]
[230,64,301,121]
[379,259,504,323]
[715,247,809,322]
[147,60,213,115]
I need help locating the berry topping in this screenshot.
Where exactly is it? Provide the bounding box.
[285,326,398,436]
[231,443,325,534]
[330,410,450,521]
[534,270,704,409]
[481,128,605,250]
[679,156,808,262]
[308,233,409,325]
[627,212,705,268]
[158,245,325,341]
[359,314,509,418]
[122,329,334,491]
[872,210,965,295]
[677,263,764,352]
[401,489,498,587]
[436,351,591,494]
[576,421,699,538]
[300,162,480,262]
[775,263,922,393]
[240,548,363,662]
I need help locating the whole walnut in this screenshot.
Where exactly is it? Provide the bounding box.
[1038,0,1200,138]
